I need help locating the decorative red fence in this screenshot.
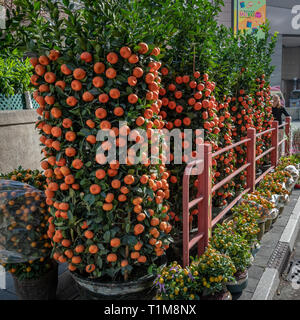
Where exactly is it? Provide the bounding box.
[182,117,292,266]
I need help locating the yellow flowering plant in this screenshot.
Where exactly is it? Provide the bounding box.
[192,246,236,297]
[231,202,261,245]
[153,261,201,300]
[212,224,252,274]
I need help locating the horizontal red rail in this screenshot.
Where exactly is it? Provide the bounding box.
[212,188,250,226]
[255,165,275,185]
[278,137,287,147]
[255,146,275,162]
[182,117,292,267]
[188,232,204,250]
[278,122,286,129]
[212,162,250,193]
[212,138,251,158]
[256,127,275,138]
[188,196,204,210]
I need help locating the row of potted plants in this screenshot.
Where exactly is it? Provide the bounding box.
[154,156,299,300]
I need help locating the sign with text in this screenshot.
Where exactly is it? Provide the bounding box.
[234,0,266,36]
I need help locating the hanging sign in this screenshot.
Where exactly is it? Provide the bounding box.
[233,0,266,35]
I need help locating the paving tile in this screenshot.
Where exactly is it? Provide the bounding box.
[248,265,265,280]
[56,271,79,300]
[0,290,18,300]
[58,263,67,275]
[5,273,15,291]
[246,277,259,293]
[238,290,253,300]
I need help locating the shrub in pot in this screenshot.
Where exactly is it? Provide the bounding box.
[153,261,201,300]
[32,44,173,299]
[0,169,57,300]
[212,223,252,294]
[193,246,236,300]
[154,246,236,300]
[231,201,263,243]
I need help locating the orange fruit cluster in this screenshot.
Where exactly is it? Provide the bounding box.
[32,45,172,278]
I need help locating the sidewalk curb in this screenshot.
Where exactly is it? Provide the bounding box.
[251,196,300,300]
[251,268,280,300]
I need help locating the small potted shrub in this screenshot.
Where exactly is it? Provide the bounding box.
[153,261,201,300]
[243,193,278,225]
[212,223,252,294]
[0,50,33,110]
[231,202,261,244]
[193,246,236,300]
[154,246,236,300]
[0,169,57,300]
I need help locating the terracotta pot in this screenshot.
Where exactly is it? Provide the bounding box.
[12,260,58,300]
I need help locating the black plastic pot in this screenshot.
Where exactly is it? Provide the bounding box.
[12,261,58,300]
[226,271,248,294]
[264,218,272,233]
[257,220,265,241]
[71,257,167,300]
[201,289,232,300]
[72,273,156,300]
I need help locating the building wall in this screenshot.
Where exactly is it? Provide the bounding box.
[270,34,283,87]
[282,46,300,80]
[0,110,42,174]
[216,0,232,28]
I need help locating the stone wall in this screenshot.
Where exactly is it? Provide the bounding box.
[0,110,42,174]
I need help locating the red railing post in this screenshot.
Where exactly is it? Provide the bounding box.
[285,116,292,156]
[197,143,212,256]
[182,165,191,267]
[246,127,256,192]
[271,121,279,167]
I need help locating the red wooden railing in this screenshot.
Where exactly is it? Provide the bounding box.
[182,117,292,266]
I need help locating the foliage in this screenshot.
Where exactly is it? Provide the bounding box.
[192,246,236,296]
[0,50,32,96]
[257,171,290,197]
[212,223,252,273]
[154,245,236,299]
[0,168,52,280]
[153,261,200,300]
[0,166,47,190]
[2,257,53,281]
[277,154,300,171]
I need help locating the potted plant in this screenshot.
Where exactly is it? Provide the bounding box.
[153,261,201,300]
[212,223,252,294]
[154,246,236,301]
[231,201,261,246]
[2,258,57,300]
[193,246,236,300]
[0,50,33,110]
[0,169,57,300]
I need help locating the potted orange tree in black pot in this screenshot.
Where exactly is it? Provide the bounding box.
[0,168,57,300]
